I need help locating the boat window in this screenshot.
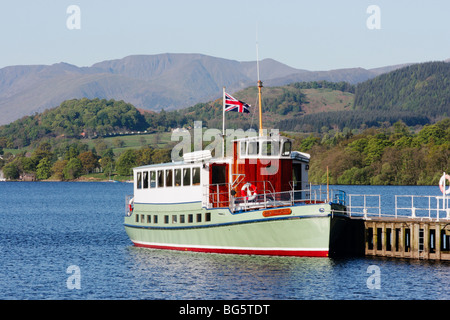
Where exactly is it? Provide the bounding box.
[143,171,149,189]
[172,215,177,223]
[180,215,185,223]
[150,171,156,188]
[153,215,158,224]
[211,165,226,185]
[135,214,139,223]
[157,170,164,188]
[166,169,173,187]
[248,141,259,155]
[205,212,211,222]
[193,167,200,185]
[164,215,169,224]
[147,215,151,223]
[137,172,142,189]
[188,214,193,223]
[282,141,292,156]
[196,213,202,223]
[175,169,181,186]
[263,141,281,156]
[240,141,247,157]
[261,141,272,156]
[183,168,191,186]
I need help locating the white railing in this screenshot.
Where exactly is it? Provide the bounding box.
[346,194,450,220]
[395,195,450,220]
[204,181,346,212]
[348,194,381,218]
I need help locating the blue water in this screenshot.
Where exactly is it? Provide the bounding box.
[0,182,449,300]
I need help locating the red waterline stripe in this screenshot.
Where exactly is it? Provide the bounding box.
[132,242,329,257]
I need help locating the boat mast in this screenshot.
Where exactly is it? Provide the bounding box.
[222,86,226,158]
[256,39,263,136]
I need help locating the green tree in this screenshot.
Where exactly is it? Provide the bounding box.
[51,160,68,181]
[136,147,154,166]
[151,149,171,164]
[116,149,137,176]
[36,158,52,180]
[32,142,53,161]
[2,162,19,180]
[78,151,98,174]
[63,158,83,180]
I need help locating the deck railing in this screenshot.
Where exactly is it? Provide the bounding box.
[346,194,450,220]
[204,181,346,212]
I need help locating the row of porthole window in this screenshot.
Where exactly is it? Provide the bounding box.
[135,212,211,224]
[136,167,201,189]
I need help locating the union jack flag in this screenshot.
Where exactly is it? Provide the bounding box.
[224,93,250,113]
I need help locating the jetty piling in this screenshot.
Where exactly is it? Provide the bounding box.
[341,190,450,261]
[362,218,450,260]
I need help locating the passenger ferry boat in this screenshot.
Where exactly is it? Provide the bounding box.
[124,81,352,257]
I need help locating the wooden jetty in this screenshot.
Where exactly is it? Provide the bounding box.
[363,217,450,261]
[337,191,450,261]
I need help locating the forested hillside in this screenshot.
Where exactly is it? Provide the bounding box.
[278,62,450,132]
[298,119,450,186]
[0,62,449,185]
[0,81,353,148]
[0,98,148,148]
[354,61,450,119]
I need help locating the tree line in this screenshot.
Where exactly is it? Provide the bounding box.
[294,119,450,186]
[278,110,430,133]
[0,140,171,181]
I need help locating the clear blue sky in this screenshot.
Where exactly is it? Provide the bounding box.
[1,0,450,71]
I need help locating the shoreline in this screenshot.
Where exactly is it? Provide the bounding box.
[0,179,440,187]
[1,176,133,183]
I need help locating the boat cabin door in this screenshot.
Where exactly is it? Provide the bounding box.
[209,163,229,208]
[292,163,303,200]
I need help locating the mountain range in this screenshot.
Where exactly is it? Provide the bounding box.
[0,53,435,125]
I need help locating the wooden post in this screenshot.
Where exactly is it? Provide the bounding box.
[412,223,419,259]
[436,223,441,260]
[423,223,429,260]
[399,225,404,258]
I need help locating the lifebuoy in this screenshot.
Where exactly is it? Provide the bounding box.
[128,198,134,215]
[241,183,257,201]
[439,173,450,195]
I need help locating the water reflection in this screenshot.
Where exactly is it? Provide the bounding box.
[125,247,343,299]
[124,246,450,300]
[1,182,449,300]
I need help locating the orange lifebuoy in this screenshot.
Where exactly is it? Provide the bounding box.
[241,183,257,201]
[439,173,450,195]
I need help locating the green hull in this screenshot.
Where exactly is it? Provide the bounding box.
[124,202,345,257]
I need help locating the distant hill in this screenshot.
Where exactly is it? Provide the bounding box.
[0,53,423,125]
[353,61,450,119]
[2,59,449,149]
[0,98,147,148]
[0,82,355,148]
[278,62,450,132]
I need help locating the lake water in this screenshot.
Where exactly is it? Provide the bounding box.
[0,182,449,301]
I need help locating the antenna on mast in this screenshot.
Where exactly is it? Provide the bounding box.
[256,25,263,136]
